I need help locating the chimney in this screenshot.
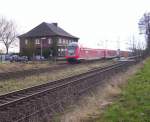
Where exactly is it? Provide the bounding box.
[53,23,58,27]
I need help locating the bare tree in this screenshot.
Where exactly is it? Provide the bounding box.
[0,17,17,54]
[139,12,150,53]
[127,36,145,56]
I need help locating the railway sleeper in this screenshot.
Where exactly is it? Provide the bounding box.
[0,60,140,122]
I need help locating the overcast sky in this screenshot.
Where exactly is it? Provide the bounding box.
[0,0,150,52]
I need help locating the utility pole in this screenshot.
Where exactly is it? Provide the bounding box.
[105,40,108,58]
[40,37,46,59]
[117,37,120,58]
[40,39,43,58]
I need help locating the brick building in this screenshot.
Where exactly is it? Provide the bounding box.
[18,22,79,58]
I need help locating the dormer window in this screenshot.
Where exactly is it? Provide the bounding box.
[35,39,40,44]
[25,39,28,45]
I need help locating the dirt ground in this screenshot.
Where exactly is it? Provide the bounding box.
[58,61,144,122]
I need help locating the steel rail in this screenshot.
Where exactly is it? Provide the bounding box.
[9,62,131,122]
[0,61,128,110]
[0,56,139,122]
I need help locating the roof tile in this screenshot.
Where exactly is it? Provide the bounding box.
[19,22,78,39]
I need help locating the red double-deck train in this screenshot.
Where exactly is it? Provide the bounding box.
[65,42,128,63]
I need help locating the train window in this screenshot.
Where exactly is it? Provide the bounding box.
[68,45,77,49]
[85,51,88,54]
[68,46,74,50]
[67,45,77,55]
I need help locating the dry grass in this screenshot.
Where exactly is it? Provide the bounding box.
[59,61,144,122]
[0,60,114,95]
[0,61,58,73]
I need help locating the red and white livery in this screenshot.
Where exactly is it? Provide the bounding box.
[65,42,128,63]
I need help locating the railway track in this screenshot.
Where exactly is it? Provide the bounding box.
[0,59,137,122]
[0,62,120,108]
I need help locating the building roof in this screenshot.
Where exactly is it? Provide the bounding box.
[19,22,79,39]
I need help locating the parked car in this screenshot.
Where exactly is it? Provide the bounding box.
[18,56,28,62]
[10,55,28,62]
[0,55,5,62]
[35,55,46,61]
[5,54,12,61]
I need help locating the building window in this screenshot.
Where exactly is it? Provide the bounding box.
[35,39,40,44]
[69,40,72,43]
[58,47,66,56]
[61,39,63,43]
[65,40,68,44]
[63,39,66,44]
[58,48,61,52]
[25,39,28,45]
[58,38,62,44]
[67,40,69,44]
[41,37,46,40]
[48,38,52,44]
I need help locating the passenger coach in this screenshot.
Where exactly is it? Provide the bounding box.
[65,42,127,63]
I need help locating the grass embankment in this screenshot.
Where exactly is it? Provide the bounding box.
[0,61,113,95]
[95,58,150,122]
[0,61,56,73]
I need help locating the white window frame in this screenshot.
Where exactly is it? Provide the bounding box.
[63,39,66,44]
[35,39,40,44]
[65,40,68,44]
[48,38,52,44]
[58,38,62,44]
[69,40,72,43]
[58,48,61,52]
[61,39,63,44]
[41,37,46,40]
[25,39,28,45]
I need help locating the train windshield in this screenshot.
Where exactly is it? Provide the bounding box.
[67,45,77,56]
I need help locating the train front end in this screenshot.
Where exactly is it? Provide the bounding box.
[65,42,79,63]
